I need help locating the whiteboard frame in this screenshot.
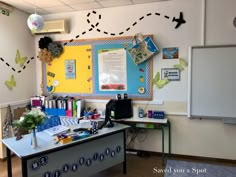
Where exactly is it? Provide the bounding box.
[188,45,236,119]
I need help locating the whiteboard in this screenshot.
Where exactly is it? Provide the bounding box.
[188,45,236,119]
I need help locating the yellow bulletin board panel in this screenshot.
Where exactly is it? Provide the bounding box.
[46,45,93,94]
[43,36,153,100]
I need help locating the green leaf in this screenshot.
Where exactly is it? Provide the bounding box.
[12,110,45,130]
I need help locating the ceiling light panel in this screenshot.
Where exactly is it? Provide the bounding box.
[0,0,35,9]
[23,0,65,8]
[59,0,96,4]
[24,8,49,15]
[72,2,102,11]
[132,0,164,4]
[98,0,133,8]
[43,6,74,14]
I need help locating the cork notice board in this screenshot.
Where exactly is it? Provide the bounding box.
[42,36,153,100]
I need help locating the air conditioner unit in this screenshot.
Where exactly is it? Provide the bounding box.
[33,19,69,34]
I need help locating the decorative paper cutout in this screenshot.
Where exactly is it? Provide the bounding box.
[47,71,55,78]
[139,76,144,82]
[173,58,188,71]
[152,72,169,89]
[48,42,63,58]
[38,37,63,63]
[52,80,59,87]
[5,75,16,90]
[15,49,27,67]
[47,85,54,93]
[39,37,52,49]
[39,48,53,63]
[138,87,145,94]
[153,58,188,89]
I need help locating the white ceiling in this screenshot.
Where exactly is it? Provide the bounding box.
[0,0,169,15]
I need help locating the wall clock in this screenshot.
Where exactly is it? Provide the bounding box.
[233,17,236,27]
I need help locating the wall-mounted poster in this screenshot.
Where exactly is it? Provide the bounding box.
[162,47,179,59]
[161,68,180,81]
[98,48,127,91]
[65,60,76,79]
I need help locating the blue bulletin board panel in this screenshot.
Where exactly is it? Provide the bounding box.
[43,36,153,100]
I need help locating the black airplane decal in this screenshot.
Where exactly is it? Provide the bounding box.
[172,12,186,29]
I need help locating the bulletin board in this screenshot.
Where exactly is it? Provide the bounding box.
[43,36,153,100]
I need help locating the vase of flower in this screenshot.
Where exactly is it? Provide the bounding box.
[31,128,38,149]
[13,107,45,149]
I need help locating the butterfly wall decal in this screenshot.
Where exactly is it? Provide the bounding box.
[5,75,16,90]
[153,58,188,89]
[15,49,27,67]
[152,72,169,89]
[173,58,188,71]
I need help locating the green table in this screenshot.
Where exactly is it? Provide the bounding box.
[114,117,171,166]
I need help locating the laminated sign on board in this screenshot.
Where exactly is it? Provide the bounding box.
[65,60,76,79]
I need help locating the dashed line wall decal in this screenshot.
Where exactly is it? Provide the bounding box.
[139,16,144,20]
[0,49,35,74]
[1,10,186,76]
[63,10,186,47]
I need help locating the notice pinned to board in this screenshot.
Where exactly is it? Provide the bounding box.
[98,48,127,91]
[65,60,76,79]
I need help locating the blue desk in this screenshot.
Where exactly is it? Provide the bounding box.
[2,123,129,177]
[114,117,171,166]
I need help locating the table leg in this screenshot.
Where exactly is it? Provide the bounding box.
[123,130,127,174]
[6,148,12,177]
[21,159,28,177]
[168,121,171,157]
[161,125,165,166]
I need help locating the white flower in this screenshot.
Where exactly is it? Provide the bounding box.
[28,108,45,117]
[19,116,25,122]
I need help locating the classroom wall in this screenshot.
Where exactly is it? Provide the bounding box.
[0,9,36,159]
[35,0,202,102]
[33,0,236,160]
[205,0,236,45]
[0,8,36,107]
